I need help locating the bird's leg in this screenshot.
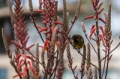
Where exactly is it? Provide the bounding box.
[78,49,81,53]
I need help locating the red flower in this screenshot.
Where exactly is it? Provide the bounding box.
[17,59,23,70]
[89,25,95,38]
[99,34,105,44]
[54,21,63,25]
[84,15,94,20]
[34,10,42,13]
[99,26,104,35]
[11,41,22,49]
[51,26,55,33]
[25,44,35,51]
[27,61,37,77]
[15,53,21,62]
[37,27,47,32]
[42,40,48,52]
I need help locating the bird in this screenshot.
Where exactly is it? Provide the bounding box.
[71,34,84,49]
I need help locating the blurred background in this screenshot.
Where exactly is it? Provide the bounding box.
[0,0,120,79]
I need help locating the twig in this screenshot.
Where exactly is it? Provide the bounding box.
[100,39,120,62]
[101,53,107,78]
[85,34,98,54]
[81,22,98,55]
[30,13,44,43]
[28,51,43,66]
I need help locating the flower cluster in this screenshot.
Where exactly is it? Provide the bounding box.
[13,53,38,79]
[12,0,34,51]
[3,0,120,79]
[84,0,105,45]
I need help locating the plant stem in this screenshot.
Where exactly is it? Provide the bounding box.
[105,46,110,79]
[96,20,101,79]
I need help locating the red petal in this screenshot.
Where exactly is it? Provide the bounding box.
[42,20,48,24]
[27,56,35,61]
[37,26,43,30]
[54,21,63,25]
[25,44,35,51]
[84,15,94,20]
[91,24,95,30]
[89,28,95,38]
[23,54,27,61]
[99,26,104,35]
[51,26,55,33]
[99,18,105,23]
[39,27,47,32]
[27,61,37,76]
[17,59,23,70]
[42,40,48,52]
[34,10,42,13]
[23,66,27,78]
[97,2,103,9]
[13,72,23,78]
[15,53,21,62]
[98,8,104,14]
[11,41,22,49]
[99,34,105,44]
[24,36,30,47]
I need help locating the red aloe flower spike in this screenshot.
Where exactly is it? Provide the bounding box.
[99,34,105,44]
[26,56,35,61]
[11,41,22,49]
[84,15,94,20]
[89,27,95,38]
[34,10,42,13]
[99,17,105,23]
[15,53,21,62]
[97,2,103,9]
[54,21,63,25]
[98,8,104,14]
[99,26,104,35]
[27,61,37,77]
[51,26,55,33]
[42,40,48,52]
[108,54,113,60]
[17,59,23,71]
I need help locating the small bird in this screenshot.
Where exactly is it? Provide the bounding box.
[71,34,84,49]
